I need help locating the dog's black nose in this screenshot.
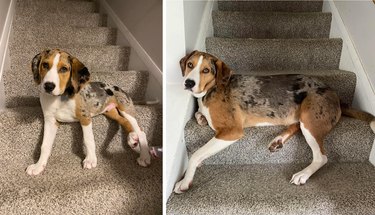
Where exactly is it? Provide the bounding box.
[185,79,195,89]
[44,82,56,93]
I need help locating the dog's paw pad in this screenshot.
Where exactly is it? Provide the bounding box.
[26,164,45,176]
[195,112,208,126]
[174,180,191,194]
[268,136,283,152]
[290,171,310,185]
[128,132,141,152]
[137,155,151,167]
[83,157,97,169]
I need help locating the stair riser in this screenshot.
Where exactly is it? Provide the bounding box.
[12,27,117,46]
[206,38,342,71]
[218,1,323,12]
[4,71,148,108]
[213,12,331,39]
[14,13,106,27]
[185,117,374,165]
[16,1,97,14]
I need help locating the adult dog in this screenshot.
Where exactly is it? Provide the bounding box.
[174,50,375,193]
[27,49,151,175]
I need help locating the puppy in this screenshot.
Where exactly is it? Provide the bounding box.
[174,50,375,193]
[27,49,151,175]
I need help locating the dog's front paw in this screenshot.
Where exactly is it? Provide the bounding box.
[137,154,151,167]
[195,112,208,126]
[26,163,45,176]
[268,136,283,152]
[83,156,97,169]
[128,132,140,153]
[174,179,191,194]
[290,170,310,185]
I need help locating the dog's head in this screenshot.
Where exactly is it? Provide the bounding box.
[180,50,233,98]
[31,49,90,96]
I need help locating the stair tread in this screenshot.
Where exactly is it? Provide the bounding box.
[206,37,342,71]
[14,11,105,27]
[184,116,374,164]
[4,70,147,108]
[218,0,323,12]
[167,162,375,214]
[0,152,162,214]
[213,11,331,39]
[16,0,97,14]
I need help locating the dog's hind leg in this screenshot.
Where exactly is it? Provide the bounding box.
[105,108,151,167]
[268,123,300,152]
[290,90,341,185]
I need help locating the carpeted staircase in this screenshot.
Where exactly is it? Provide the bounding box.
[0,0,162,214]
[167,1,375,214]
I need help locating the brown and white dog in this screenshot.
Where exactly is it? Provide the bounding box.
[27,49,151,175]
[174,50,375,193]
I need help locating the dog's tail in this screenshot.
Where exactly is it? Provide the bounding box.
[341,103,375,133]
[133,98,160,105]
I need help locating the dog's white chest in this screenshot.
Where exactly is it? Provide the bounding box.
[41,94,77,122]
[198,98,215,130]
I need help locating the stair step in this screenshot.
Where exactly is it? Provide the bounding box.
[4,70,148,108]
[213,11,331,39]
[14,12,106,27]
[167,162,375,214]
[16,0,97,14]
[0,150,161,214]
[218,0,323,12]
[0,104,162,161]
[12,26,117,46]
[9,45,130,72]
[230,70,356,105]
[206,38,342,71]
[184,116,374,165]
[14,12,106,28]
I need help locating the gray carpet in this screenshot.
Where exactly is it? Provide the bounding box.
[167,0,375,214]
[167,163,375,215]
[1,0,162,214]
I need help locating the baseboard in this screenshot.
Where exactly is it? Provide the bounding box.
[99,0,162,86]
[323,0,375,165]
[0,0,15,110]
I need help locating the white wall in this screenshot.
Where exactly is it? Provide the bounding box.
[105,0,162,70]
[323,0,375,165]
[0,0,13,110]
[165,0,216,201]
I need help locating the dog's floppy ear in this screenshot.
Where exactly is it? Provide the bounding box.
[31,49,50,85]
[69,56,90,93]
[215,59,233,90]
[180,50,198,76]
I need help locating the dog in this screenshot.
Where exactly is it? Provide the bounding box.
[174,50,375,193]
[26,49,151,175]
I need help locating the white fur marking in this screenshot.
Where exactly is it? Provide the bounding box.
[82,123,97,169]
[184,55,203,94]
[41,53,61,95]
[198,97,214,130]
[174,137,237,193]
[255,122,274,127]
[290,122,327,185]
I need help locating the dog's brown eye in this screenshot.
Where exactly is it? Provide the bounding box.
[187,62,193,68]
[42,62,49,69]
[60,67,68,73]
[203,68,209,74]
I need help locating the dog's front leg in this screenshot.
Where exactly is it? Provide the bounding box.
[26,117,58,175]
[81,121,97,169]
[174,137,238,194]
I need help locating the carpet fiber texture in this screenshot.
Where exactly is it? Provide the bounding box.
[0,0,162,214]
